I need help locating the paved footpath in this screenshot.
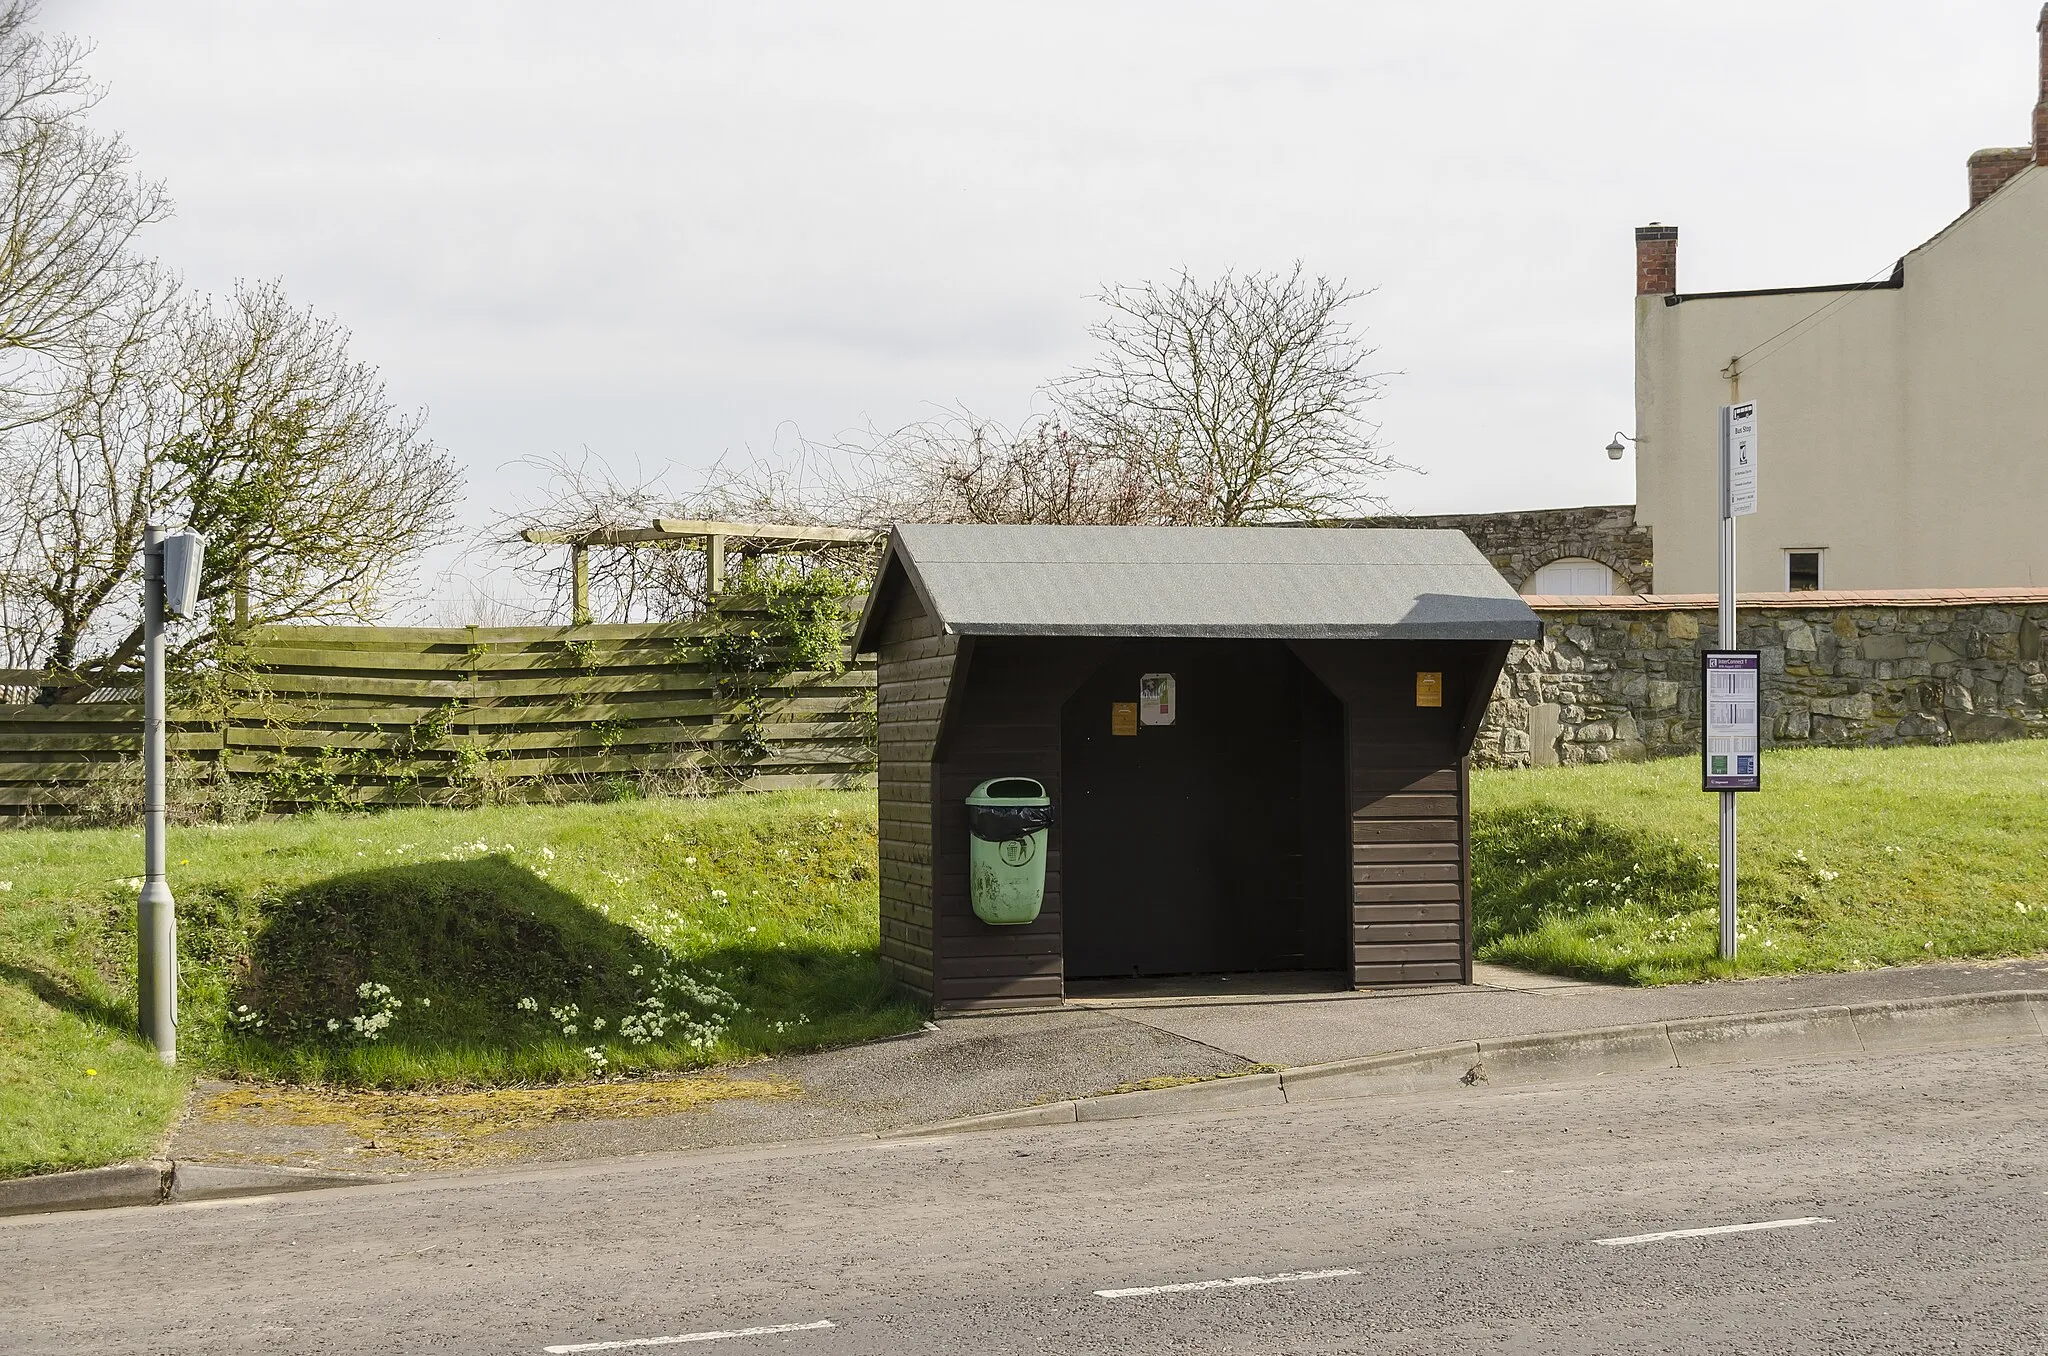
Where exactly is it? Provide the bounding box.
[1098,955,2048,1067]
[13,1041,2047,1353]
[167,956,2048,1172]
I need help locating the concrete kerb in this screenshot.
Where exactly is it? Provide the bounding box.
[897,988,2048,1139]
[0,1159,385,1220]
[0,1162,170,1218]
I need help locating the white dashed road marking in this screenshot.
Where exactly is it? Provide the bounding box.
[1095,1267,1361,1299]
[544,1320,837,1352]
[1594,1217,1832,1247]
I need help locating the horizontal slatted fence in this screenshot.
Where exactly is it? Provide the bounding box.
[0,609,876,816]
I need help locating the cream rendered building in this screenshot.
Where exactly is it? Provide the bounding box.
[1632,7,2048,594]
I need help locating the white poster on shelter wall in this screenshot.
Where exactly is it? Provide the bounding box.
[1138,673,1176,725]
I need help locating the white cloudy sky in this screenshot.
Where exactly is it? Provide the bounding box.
[49,0,2046,614]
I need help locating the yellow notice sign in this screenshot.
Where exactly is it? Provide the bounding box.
[1111,702,1139,736]
[1415,672,1443,707]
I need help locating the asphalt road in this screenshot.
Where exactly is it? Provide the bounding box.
[8,1044,2046,1355]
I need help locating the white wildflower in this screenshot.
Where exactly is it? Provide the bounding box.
[517,996,538,1012]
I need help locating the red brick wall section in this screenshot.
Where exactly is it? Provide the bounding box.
[1968,148,2032,207]
[2036,2,2048,165]
[1635,224,1677,296]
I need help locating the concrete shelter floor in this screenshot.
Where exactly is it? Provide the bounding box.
[167,954,2048,1178]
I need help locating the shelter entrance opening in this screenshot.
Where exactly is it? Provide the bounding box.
[1059,640,1348,980]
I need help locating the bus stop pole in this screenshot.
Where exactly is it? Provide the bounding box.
[1717,438,1739,962]
[138,522,177,1064]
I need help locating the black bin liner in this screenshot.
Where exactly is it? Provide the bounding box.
[968,803,1056,843]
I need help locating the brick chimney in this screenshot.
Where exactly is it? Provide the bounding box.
[1635,224,1677,296]
[2036,2,2048,164]
[1970,147,2033,207]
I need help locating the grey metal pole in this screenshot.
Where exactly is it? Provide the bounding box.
[1718,443,1739,963]
[139,522,176,1064]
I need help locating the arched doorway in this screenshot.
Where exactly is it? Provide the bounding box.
[1523,557,1616,595]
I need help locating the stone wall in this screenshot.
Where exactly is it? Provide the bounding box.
[1476,588,2048,768]
[1351,504,1654,594]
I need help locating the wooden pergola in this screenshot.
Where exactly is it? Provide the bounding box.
[520,518,881,625]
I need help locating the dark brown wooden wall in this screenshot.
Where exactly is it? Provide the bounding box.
[930,639,1107,1010]
[1291,640,1504,986]
[874,594,1511,1007]
[874,582,958,999]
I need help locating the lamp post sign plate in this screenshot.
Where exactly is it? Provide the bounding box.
[1702,650,1762,791]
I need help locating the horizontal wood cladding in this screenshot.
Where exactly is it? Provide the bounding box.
[927,637,1107,1011]
[873,622,1511,1005]
[1352,921,1462,944]
[1354,841,1460,864]
[1353,791,1459,818]
[1297,633,1500,990]
[873,577,958,1004]
[1353,901,1462,924]
[1350,862,1460,884]
[935,972,1063,1004]
[1355,961,1464,986]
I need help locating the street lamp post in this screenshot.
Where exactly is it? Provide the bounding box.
[138,525,205,1065]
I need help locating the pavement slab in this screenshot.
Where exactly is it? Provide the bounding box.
[1112,954,2048,1066]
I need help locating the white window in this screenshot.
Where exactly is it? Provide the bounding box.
[1523,558,1616,596]
[1785,549,1824,591]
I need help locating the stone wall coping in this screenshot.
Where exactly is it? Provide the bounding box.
[1523,587,2048,612]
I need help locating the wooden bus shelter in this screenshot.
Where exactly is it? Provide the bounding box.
[852,523,1541,1011]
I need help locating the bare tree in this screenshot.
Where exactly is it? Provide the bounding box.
[818,407,1165,528]
[0,2,171,417]
[1055,264,1399,525]
[0,280,462,688]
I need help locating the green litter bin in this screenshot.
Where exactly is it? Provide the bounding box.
[966,777,1055,925]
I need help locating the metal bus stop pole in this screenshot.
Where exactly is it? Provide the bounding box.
[138,522,176,1063]
[1718,500,1738,961]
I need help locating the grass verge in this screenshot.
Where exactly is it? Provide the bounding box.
[0,790,915,1177]
[1472,741,2048,983]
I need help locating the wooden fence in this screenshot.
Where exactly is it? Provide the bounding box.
[0,613,876,817]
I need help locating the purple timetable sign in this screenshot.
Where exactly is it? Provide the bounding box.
[1702,651,1762,792]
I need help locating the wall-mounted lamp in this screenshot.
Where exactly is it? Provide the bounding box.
[1605,432,1640,461]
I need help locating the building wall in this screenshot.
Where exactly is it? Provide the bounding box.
[1351,506,1653,594]
[1635,165,2048,594]
[1476,590,2048,769]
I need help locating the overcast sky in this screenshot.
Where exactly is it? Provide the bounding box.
[50,0,2048,615]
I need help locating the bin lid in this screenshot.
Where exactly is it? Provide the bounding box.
[967,777,1049,806]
